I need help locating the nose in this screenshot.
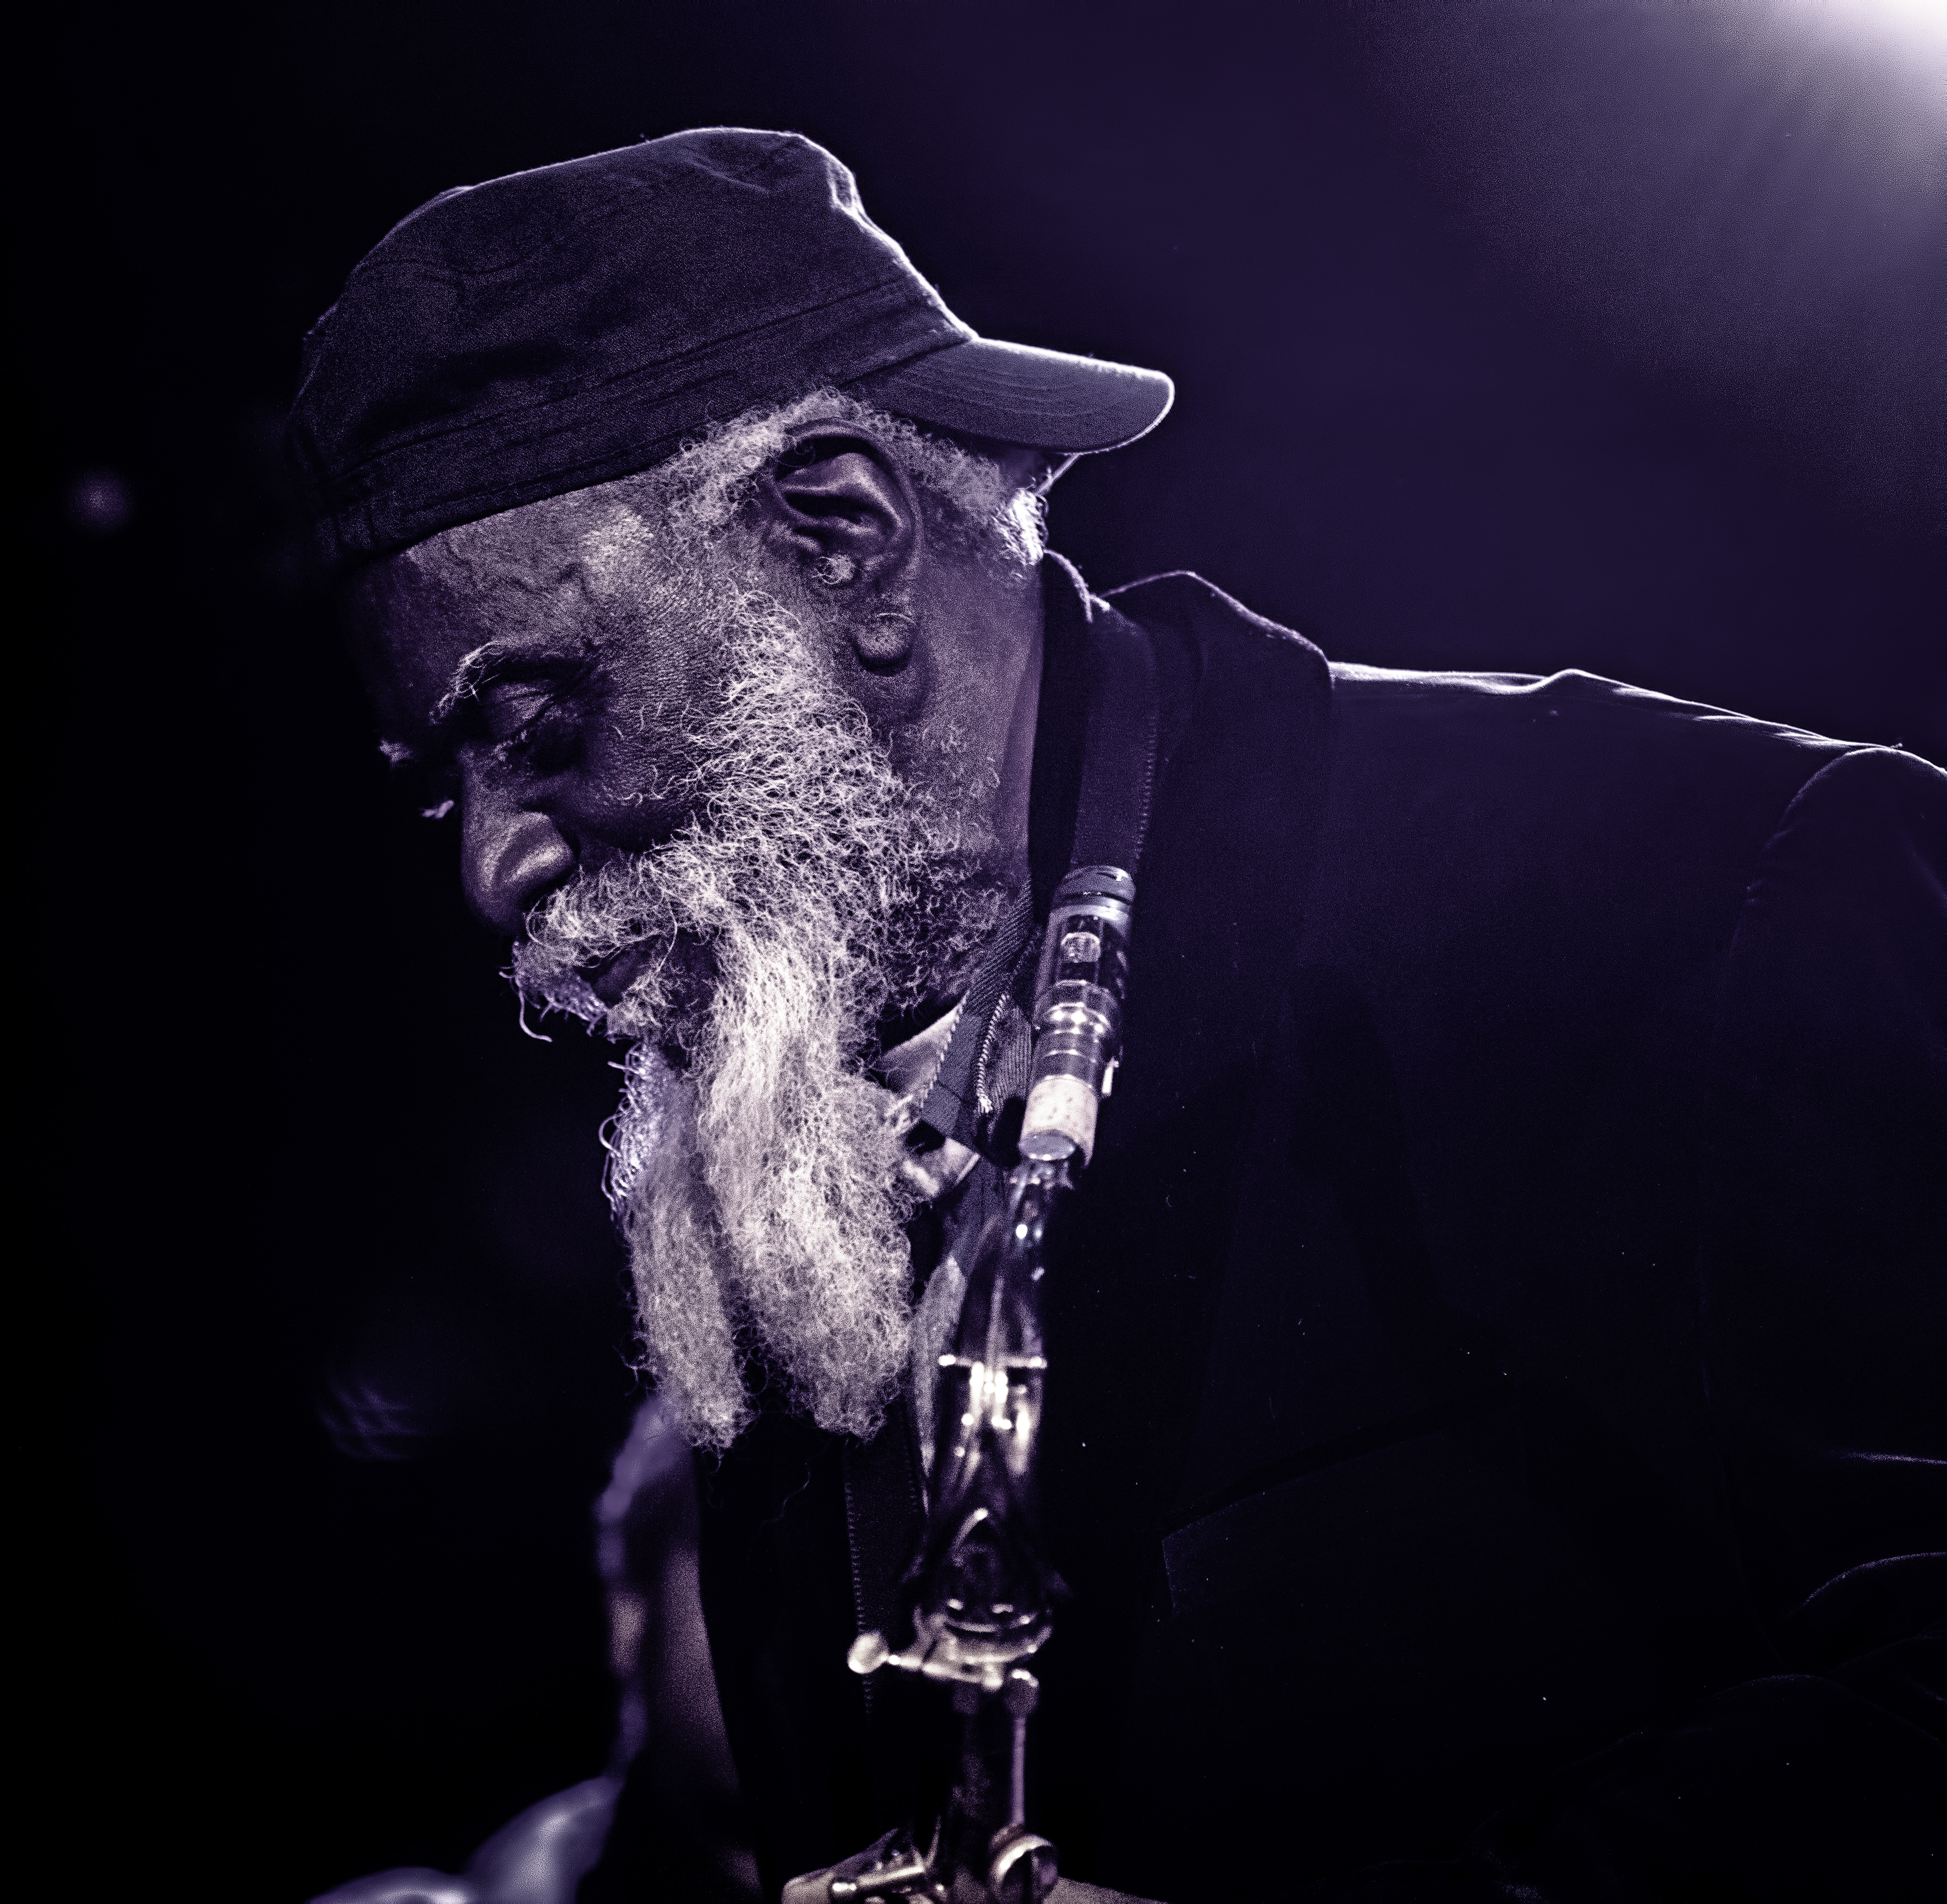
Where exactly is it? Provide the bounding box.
[461,790,576,935]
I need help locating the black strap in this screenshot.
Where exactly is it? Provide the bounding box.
[1066,596,1161,877]
[913,889,1034,1145]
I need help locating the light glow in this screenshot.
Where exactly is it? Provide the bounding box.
[1790,0,1947,60]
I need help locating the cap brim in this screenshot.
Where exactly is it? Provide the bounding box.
[846,337,1173,455]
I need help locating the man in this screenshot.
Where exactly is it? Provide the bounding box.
[293,131,1945,1904]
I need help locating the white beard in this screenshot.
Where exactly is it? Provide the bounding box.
[512,564,1008,1448]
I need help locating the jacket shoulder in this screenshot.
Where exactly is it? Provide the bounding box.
[1323,661,1874,863]
[1327,660,1860,781]
[1103,569,1326,680]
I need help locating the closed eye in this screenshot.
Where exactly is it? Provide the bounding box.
[488,680,585,775]
[442,652,599,777]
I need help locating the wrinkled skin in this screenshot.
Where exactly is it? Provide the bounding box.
[347,421,1047,1034]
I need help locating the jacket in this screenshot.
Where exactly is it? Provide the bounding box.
[597,565,1946,1901]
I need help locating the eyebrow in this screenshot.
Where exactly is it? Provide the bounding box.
[380,637,591,768]
[375,644,507,767]
[433,639,516,726]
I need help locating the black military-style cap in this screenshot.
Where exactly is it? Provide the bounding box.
[287,128,1174,581]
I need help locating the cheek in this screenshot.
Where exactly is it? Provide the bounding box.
[569,674,708,850]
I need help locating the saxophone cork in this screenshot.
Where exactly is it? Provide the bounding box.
[1017,867,1134,1167]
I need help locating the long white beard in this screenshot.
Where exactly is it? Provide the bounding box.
[512,573,1006,1448]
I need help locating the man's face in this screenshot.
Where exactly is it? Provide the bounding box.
[350,487,727,997]
[346,471,1017,1448]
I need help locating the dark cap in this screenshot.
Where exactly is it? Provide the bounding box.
[287,128,1173,581]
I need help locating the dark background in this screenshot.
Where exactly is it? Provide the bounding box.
[26,3,1941,1898]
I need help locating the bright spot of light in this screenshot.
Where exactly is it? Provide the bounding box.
[1793,0,1947,59]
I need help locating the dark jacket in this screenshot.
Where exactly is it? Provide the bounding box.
[606,569,1946,1902]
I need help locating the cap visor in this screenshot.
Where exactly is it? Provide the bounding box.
[848,337,1172,454]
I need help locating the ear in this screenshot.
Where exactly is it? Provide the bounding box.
[756,429,921,601]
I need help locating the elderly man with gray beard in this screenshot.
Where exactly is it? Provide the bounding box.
[295,132,1946,1904]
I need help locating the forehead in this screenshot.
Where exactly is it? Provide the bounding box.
[345,487,675,735]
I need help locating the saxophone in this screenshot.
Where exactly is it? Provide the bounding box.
[785,866,1136,1904]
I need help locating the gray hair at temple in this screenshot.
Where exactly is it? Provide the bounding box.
[608,388,1051,575]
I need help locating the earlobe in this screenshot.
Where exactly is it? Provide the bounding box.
[848,605,919,670]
